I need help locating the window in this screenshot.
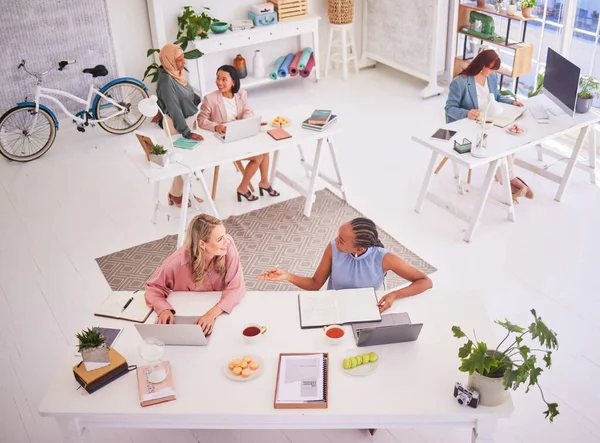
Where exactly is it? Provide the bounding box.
[571,0,600,106]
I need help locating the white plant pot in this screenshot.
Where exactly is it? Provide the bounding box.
[468,370,510,406]
[506,4,517,15]
[150,154,169,167]
[81,344,110,371]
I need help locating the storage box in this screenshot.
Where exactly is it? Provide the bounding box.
[248,10,278,27]
[252,3,275,14]
[269,0,308,21]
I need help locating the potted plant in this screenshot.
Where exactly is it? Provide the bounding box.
[452,309,559,422]
[507,0,518,15]
[76,328,110,370]
[149,144,169,167]
[519,0,536,18]
[143,6,219,83]
[576,76,600,114]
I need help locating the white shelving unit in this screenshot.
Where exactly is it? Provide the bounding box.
[193,16,321,97]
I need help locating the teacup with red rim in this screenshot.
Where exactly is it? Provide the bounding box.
[323,325,345,345]
[242,323,267,343]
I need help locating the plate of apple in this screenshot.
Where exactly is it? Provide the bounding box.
[506,123,526,135]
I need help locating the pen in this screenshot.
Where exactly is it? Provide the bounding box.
[122,297,134,312]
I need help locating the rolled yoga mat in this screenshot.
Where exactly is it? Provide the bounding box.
[300,53,316,78]
[270,56,285,80]
[297,47,313,70]
[278,53,295,78]
[289,51,302,76]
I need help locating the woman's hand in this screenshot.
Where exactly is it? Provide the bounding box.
[467,109,480,120]
[194,306,223,335]
[377,293,397,313]
[257,268,288,281]
[215,124,227,134]
[512,101,524,107]
[156,309,174,324]
[190,133,204,141]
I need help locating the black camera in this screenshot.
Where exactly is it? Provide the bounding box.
[453,382,479,408]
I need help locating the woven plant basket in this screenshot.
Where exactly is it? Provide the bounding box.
[328,0,354,24]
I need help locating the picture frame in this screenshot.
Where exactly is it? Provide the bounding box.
[134,132,157,162]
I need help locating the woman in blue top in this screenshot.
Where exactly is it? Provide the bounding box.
[445,49,533,201]
[258,218,432,313]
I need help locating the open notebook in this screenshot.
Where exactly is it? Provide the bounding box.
[94,291,153,323]
[492,103,527,128]
[297,288,382,329]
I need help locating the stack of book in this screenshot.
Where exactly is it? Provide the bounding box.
[302,109,337,132]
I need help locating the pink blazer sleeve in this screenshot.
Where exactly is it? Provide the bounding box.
[197,92,221,131]
[144,259,177,315]
[217,235,246,313]
[237,89,254,120]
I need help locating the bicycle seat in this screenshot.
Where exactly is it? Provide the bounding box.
[82,65,108,77]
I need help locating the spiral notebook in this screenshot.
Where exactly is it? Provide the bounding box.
[274,353,328,409]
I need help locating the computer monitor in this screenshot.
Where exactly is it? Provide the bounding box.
[542,48,580,117]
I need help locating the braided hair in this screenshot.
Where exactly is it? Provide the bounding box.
[350,218,384,249]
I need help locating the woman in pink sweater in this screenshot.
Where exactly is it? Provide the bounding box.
[145,214,245,335]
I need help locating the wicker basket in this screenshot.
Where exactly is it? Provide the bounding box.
[328,0,354,24]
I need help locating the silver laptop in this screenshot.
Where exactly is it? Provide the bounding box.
[352,312,423,347]
[134,315,209,346]
[214,116,262,143]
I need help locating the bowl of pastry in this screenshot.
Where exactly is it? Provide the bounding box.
[270,116,290,127]
[506,123,526,135]
[223,354,263,381]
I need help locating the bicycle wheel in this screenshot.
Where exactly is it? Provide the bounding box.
[0,106,56,162]
[95,81,148,135]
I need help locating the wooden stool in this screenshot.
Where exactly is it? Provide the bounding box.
[324,23,358,80]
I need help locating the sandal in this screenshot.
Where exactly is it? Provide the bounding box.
[237,190,258,202]
[259,186,280,197]
[168,193,203,208]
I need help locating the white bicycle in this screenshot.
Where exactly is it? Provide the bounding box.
[0,59,149,162]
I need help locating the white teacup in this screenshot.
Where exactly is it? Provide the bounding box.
[242,323,267,343]
[323,325,345,345]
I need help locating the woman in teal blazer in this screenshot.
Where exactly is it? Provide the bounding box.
[444,49,533,200]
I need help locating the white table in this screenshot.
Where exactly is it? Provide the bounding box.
[125,106,346,247]
[39,290,513,443]
[412,95,599,242]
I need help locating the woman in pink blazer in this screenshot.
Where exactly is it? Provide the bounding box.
[197,65,279,202]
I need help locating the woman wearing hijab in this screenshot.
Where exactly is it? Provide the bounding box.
[155,43,204,207]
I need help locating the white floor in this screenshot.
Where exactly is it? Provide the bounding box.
[1,65,600,443]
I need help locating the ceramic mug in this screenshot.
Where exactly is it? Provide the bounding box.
[242,323,267,343]
[323,325,345,345]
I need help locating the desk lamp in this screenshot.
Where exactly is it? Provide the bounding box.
[138,95,175,157]
[472,93,503,158]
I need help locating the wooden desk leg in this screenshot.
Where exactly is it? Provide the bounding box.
[327,137,347,201]
[177,173,192,248]
[195,171,220,220]
[270,149,280,186]
[555,126,589,202]
[471,418,498,443]
[304,138,324,217]
[434,157,448,174]
[212,166,220,201]
[464,159,499,243]
[467,169,472,184]
[415,151,439,214]
[151,181,160,224]
[499,157,516,222]
[588,126,597,185]
[57,417,87,443]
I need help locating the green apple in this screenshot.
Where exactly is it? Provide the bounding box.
[369,352,378,362]
[361,353,370,363]
[355,355,363,365]
[343,358,351,369]
[350,357,358,368]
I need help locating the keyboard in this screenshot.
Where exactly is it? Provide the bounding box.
[530,105,550,120]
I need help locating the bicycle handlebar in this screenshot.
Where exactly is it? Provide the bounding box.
[18,59,77,77]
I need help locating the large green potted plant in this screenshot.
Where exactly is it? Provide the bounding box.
[144,6,219,83]
[519,0,537,18]
[77,328,109,370]
[576,76,600,114]
[452,309,559,422]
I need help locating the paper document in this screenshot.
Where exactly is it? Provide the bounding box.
[276,354,325,403]
[298,288,381,328]
[94,290,153,323]
[492,103,527,128]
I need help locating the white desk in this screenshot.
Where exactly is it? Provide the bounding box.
[412,95,599,242]
[39,290,513,443]
[125,106,346,247]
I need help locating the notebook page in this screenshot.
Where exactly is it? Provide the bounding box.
[298,292,340,327]
[493,103,527,128]
[95,291,152,322]
[276,354,324,403]
[336,288,381,324]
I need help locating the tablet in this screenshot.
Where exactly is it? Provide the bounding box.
[431,129,457,141]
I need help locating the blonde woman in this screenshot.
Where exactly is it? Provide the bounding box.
[145,214,245,334]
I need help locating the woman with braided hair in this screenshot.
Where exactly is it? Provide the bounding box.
[258,218,432,312]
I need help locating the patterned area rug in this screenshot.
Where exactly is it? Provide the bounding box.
[96,189,436,291]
